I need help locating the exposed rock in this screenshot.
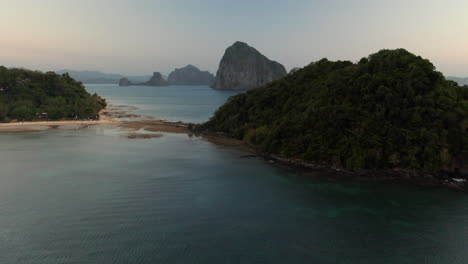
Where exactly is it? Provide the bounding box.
[168,65,215,85]
[143,72,169,86]
[119,72,169,87]
[212,41,287,90]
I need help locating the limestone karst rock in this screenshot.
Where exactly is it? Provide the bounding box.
[212,41,287,90]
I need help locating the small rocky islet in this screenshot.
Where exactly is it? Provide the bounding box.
[119,65,215,87]
[119,72,169,87]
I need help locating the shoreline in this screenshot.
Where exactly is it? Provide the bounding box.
[266,154,467,192]
[0,108,121,132]
[1,106,466,192]
[192,132,468,192]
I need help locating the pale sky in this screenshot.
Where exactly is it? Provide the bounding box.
[1,0,468,76]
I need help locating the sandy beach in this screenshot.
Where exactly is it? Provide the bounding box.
[0,108,121,133]
[0,119,120,128]
[0,105,248,147]
[0,106,192,137]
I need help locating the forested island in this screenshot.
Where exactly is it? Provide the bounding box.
[196,49,468,177]
[0,67,106,122]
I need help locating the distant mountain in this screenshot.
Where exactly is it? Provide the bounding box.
[212,41,287,90]
[56,70,153,84]
[168,65,215,85]
[119,72,169,87]
[130,74,162,83]
[145,72,169,86]
[447,76,468,86]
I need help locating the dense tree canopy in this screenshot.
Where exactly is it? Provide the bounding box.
[0,67,106,122]
[198,49,468,171]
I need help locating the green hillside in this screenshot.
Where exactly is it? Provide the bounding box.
[198,49,468,172]
[0,67,106,122]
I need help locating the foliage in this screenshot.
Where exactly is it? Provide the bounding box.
[0,67,106,122]
[198,49,468,171]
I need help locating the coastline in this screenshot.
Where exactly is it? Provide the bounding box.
[1,105,465,192]
[191,132,468,192]
[266,154,468,192]
[0,108,121,133]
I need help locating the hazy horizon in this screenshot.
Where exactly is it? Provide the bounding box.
[2,0,468,76]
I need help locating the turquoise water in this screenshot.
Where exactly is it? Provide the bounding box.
[86,84,242,123]
[0,85,467,263]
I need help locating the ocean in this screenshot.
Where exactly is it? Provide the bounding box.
[0,84,466,263]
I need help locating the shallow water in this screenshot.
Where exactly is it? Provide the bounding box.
[86,84,242,123]
[0,85,466,263]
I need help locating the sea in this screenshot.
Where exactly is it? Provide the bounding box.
[0,84,466,264]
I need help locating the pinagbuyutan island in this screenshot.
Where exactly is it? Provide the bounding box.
[1,41,467,191]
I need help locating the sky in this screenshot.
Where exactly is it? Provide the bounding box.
[1,0,468,76]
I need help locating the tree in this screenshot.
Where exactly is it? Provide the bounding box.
[0,67,106,122]
[196,49,468,172]
[11,106,34,121]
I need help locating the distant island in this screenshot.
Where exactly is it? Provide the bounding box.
[119,65,215,87]
[196,49,468,177]
[447,76,468,86]
[119,72,169,87]
[212,41,287,90]
[168,65,215,86]
[0,67,106,122]
[56,69,154,84]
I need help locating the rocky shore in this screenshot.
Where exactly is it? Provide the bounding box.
[190,131,467,192]
[266,154,467,192]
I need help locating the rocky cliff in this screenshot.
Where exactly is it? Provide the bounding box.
[168,65,215,85]
[119,72,169,87]
[212,41,287,90]
[144,72,169,86]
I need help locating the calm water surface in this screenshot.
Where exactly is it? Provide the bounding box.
[0,85,467,263]
[86,84,242,123]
